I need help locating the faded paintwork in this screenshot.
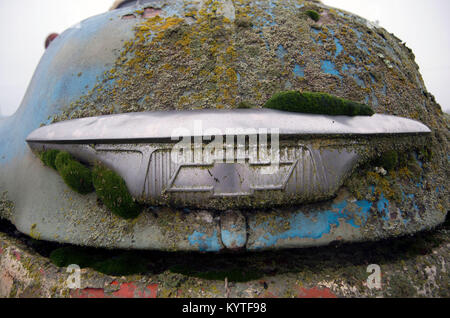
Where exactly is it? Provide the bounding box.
[0,0,448,252]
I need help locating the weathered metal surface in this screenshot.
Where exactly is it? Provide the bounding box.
[26,110,431,142]
[1,222,449,298]
[25,110,430,209]
[0,0,448,251]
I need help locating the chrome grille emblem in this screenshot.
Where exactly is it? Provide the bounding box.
[26,109,431,209]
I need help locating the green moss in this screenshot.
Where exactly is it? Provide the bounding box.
[237,101,255,109]
[39,150,61,170]
[389,275,417,297]
[50,247,148,275]
[92,252,148,276]
[50,247,98,268]
[264,91,375,116]
[92,165,142,219]
[305,10,320,22]
[377,150,399,171]
[54,152,94,194]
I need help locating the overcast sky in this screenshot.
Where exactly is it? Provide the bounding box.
[0,0,449,116]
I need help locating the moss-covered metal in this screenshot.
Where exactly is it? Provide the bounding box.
[0,0,447,251]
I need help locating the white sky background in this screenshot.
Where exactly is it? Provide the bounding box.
[0,0,449,116]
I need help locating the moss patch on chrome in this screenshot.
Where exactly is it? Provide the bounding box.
[54,152,94,195]
[264,91,375,116]
[92,165,142,220]
[39,150,61,170]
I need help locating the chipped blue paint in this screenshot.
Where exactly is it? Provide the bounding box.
[293,64,305,77]
[346,200,372,228]
[334,38,343,57]
[321,60,342,79]
[407,194,420,212]
[353,74,366,88]
[371,91,379,107]
[377,194,390,221]
[188,230,222,252]
[250,199,375,249]
[236,72,241,83]
[277,44,287,60]
[221,230,247,249]
[311,28,323,45]
[284,80,292,90]
[253,0,277,27]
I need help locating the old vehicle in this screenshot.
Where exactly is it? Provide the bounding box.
[0,0,448,252]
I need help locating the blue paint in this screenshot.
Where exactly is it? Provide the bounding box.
[377,194,390,221]
[237,72,241,83]
[413,152,423,168]
[311,28,323,45]
[407,194,420,212]
[221,230,246,249]
[371,91,379,107]
[346,200,372,228]
[321,60,342,79]
[334,38,343,57]
[293,64,305,77]
[382,84,387,96]
[251,199,375,249]
[253,1,277,27]
[188,230,222,252]
[284,80,292,90]
[353,74,366,88]
[277,44,287,60]
[0,11,116,163]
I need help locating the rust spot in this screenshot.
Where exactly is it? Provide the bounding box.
[71,283,157,298]
[122,14,136,20]
[145,284,158,298]
[113,282,158,298]
[143,8,162,18]
[298,287,337,298]
[72,288,106,298]
[45,33,59,49]
[113,282,136,298]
